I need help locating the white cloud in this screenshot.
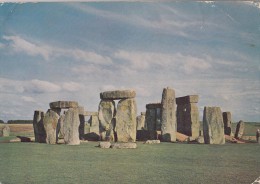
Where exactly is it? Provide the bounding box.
[62,82,82,92]
[21,96,36,103]
[24,79,61,93]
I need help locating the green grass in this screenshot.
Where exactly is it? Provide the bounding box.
[0,142,259,184]
[231,122,260,136]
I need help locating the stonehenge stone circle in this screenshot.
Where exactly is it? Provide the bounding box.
[222,112,232,135]
[161,87,177,142]
[64,108,80,145]
[57,114,65,139]
[100,90,136,100]
[235,120,245,139]
[89,115,99,135]
[32,110,45,142]
[176,95,200,138]
[43,109,60,144]
[111,142,137,149]
[136,112,146,130]
[203,107,225,144]
[78,106,85,140]
[145,103,161,140]
[98,100,116,141]
[116,98,137,142]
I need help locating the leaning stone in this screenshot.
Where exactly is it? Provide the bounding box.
[32,110,45,142]
[111,142,137,149]
[161,87,177,142]
[99,142,111,148]
[203,107,225,144]
[84,111,98,116]
[49,101,79,109]
[235,120,245,139]
[223,112,232,135]
[116,98,137,142]
[176,95,199,104]
[43,109,59,144]
[2,125,10,137]
[100,90,136,100]
[144,140,160,144]
[64,108,80,145]
[98,100,116,141]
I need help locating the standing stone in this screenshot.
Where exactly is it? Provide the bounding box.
[176,95,200,138]
[235,120,245,139]
[161,87,176,142]
[57,114,65,139]
[136,113,146,130]
[1,125,10,137]
[98,100,116,141]
[78,106,85,140]
[222,112,232,136]
[203,107,225,144]
[32,110,45,142]
[64,108,80,145]
[43,109,59,144]
[89,115,100,135]
[116,98,137,142]
[145,108,157,140]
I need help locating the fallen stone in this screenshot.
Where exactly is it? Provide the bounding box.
[196,136,205,144]
[176,132,189,142]
[176,95,199,104]
[98,100,116,141]
[17,136,31,142]
[161,87,177,142]
[223,112,232,135]
[225,135,245,144]
[100,90,136,100]
[144,140,160,144]
[80,140,89,143]
[43,109,60,144]
[9,138,21,143]
[49,101,79,109]
[203,106,225,144]
[235,120,245,139]
[116,98,137,142]
[83,132,100,141]
[64,108,80,145]
[32,110,45,142]
[99,141,111,148]
[111,142,137,149]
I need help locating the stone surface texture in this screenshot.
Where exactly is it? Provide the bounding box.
[223,112,232,136]
[161,87,177,142]
[64,108,80,145]
[144,140,160,144]
[235,120,245,139]
[84,111,98,116]
[1,125,10,137]
[176,95,199,104]
[89,115,100,135]
[111,142,137,149]
[32,110,45,142]
[99,142,111,148]
[136,114,146,130]
[145,108,157,139]
[43,109,59,144]
[100,90,136,100]
[78,106,85,140]
[49,101,78,109]
[57,114,65,139]
[98,100,116,141]
[116,98,137,142]
[203,107,225,144]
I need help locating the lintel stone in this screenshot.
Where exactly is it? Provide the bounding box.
[146,103,161,109]
[100,90,136,100]
[176,95,199,105]
[84,111,98,116]
[49,101,79,109]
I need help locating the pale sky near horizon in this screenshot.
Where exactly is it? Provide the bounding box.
[0,1,259,122]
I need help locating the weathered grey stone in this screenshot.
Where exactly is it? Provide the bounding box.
[1,125,10,137]
[43,109,59,144]
[145,108,157,139]
[32,110,45,142]
[203,107,225,144]
[49,101,79,109]
[235,120,245,139]
[176,95,199,105]
[144,140,160,144]
[98,100,116,141]
[100,90,136,100]
[51,108,61,116]
[196,136,205,144]
[136,130,149,141]
[146,103,161,109]
[161,87,176,142]
[64,108,80,145]
[111,142,137,149]
[89,115,99,135]
[84,111,98,116]
[136,114,145,130]
[223,112,232,135]
[99,142,111,148]
[78,106,85,140]
[177,102,200,138]
[116,98,137,142]
[57,114,65,139]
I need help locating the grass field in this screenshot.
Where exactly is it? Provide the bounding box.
[0,142,259,184]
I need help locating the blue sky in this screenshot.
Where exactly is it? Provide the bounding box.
[0,1,259,122]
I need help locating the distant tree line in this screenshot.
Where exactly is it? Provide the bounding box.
[0,120,4,124]
[7,120,33,124]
